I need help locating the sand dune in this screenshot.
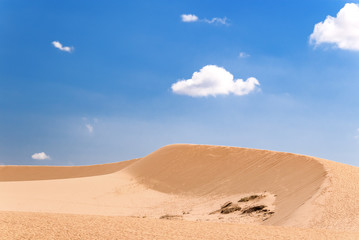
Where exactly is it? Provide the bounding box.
[126,144,327,226]
[1,144,358,239]
[0,159,139,181]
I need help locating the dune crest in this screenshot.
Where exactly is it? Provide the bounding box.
[125,144,327,226]
[1,144,358,233]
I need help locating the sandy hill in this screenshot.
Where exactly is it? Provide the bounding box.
[1,144,358,239]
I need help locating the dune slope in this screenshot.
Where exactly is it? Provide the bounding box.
[126,144,327,226]
[0,144,358,232]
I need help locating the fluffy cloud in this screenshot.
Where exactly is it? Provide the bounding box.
[52,41,74,53]
[32,152,50,160]
[310,3,359,51]
[181,14,227,25]
[181,14,198,22]
[171,65,259,97]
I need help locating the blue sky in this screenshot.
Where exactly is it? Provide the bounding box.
[1,0,359,166]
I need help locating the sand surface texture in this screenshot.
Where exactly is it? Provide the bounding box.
[1,144,358,239]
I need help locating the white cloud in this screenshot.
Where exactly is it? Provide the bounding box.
[181,14,198,22]
[239,52,250,58]
[32,152,50,160]
[181,14,228,25]
[203,17,227,25]
[83,117,97,134]
[52,41,74,53]
[86,124,94,133]
[310,3,359,51]
[171,65,260,97]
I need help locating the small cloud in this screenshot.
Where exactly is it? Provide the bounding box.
[203,17,228,25]
[239,52,250,58]
[32,152,50,160]
[181,14,228,25]
[83,117,97,134]
[310,3,359,51]
[171,65,260,97]
[181,14,198,22]
[52,41,74,53]
[86,124,94,133]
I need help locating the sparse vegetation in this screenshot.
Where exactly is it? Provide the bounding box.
[210,201,242,215]
[220,205,241,214]
[242,205,267,214]
[221,201,232,208]
[159,214,182,220]
[209,194,275,220]
[238,195,263,202]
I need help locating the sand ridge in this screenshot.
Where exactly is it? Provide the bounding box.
[0,144,358,238]
[0,158,140,181]
[126,144,327,226]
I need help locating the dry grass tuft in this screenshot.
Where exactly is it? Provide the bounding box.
[159,214,183,220]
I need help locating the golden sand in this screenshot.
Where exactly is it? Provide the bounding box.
[1,144,358,239]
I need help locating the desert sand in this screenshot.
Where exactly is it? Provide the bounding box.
[1,144,358,239]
